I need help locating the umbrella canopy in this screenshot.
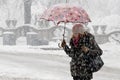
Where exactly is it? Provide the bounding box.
[40,3,91,25]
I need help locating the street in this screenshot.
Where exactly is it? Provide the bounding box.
[0,51,119,80]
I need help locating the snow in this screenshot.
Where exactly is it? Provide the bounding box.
[0,45,70,80]
[27,32,37,34]
[3,32,14,34]
[100,15,120,26]
[0,61,60,80]
[16,37,27,45]
[101,42,120,69]
[0,42,120,68]
[0,41,120,80]
[0,0,120,80]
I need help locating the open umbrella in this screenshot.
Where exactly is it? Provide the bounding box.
[39,3,91,47]
[40,3,91,25]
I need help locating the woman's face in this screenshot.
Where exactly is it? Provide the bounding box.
[72,27,85,37]
[78,27,85,34]
[73,33,79,38]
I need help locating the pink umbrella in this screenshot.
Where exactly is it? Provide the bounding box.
[40,3,91,25]
[39,3,91,47]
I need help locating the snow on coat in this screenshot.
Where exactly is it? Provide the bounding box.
[63,32,103,79]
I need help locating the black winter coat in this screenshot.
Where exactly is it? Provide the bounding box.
[63,32,103,79]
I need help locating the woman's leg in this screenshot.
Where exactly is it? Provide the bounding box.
[85,79,91,80]
[73,76,79,80]
[73,76,91,80]
[73,76,92,80]
[73,76,77,80]
[83,77,91,80]
[73,76,82,80]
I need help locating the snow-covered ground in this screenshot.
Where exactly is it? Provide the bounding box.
[0,42,120,80]
[0,0,120,80]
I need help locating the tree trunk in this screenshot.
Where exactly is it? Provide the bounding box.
[24,0,32,24]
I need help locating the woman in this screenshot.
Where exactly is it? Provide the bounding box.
[61,24,103,80]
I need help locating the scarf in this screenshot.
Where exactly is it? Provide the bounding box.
[73,36,80,47]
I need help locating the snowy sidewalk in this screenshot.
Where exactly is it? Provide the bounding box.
[0,42,120,69]
[0,42,120,80]
[0,76,36,80]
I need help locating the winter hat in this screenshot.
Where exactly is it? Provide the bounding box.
[72,23,85,34]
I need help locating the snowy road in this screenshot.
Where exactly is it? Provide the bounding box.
[0,51,120,80]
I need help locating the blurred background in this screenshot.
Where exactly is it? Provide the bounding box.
[0,0,120,80]
[0,0,120,46]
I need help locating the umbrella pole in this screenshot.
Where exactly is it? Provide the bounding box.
[58,23,66,48]
[63,23,66,40]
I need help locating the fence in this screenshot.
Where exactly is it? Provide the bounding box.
[0,25,120,46]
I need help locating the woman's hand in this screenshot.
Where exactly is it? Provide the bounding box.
[81,46,89,53]
[61,39,66,47]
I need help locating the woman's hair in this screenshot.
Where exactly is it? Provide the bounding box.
[72,24,86,33]
[72,24,83,31]
[71,33,80,39]
[71,33,86,39]
[71,24,86,39]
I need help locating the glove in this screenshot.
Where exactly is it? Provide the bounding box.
[61,39,66,47]
[81,46,89,53]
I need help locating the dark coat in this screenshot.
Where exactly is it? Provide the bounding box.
[63,32,103,79]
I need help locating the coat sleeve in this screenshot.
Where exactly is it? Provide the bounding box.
[87,36,103,57]
[63,39,76,58]
[63,45,76,58]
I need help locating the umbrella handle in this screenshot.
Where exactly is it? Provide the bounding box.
[58,23,66,48]
[63,23,66,39]
[58,28,65,48]
[58,43,62,48]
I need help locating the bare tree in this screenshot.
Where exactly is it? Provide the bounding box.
[0,0,7,6]
[24,0,32,24]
